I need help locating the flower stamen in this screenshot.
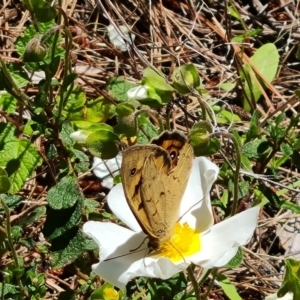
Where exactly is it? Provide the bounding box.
[156,222,201,262]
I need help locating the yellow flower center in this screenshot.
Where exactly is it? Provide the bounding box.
[155,222,201,262]
[104,288,118,299]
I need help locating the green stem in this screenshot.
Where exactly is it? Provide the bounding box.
[203,268,217,300]
[0,199,28,298]
[197,269,211,288]
[0,56,34,115]
[210,132,241,216]
[187,265,201,300]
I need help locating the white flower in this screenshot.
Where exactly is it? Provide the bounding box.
[92,156,122,189]
[107,24,135,52]
[83,157,260,288]
[265,292,293,300]
[70,130,91,143]
[127,85,149,100]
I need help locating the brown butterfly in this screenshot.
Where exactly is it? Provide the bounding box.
[121,131,193,251]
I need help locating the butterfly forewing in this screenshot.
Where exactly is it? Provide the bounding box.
[121,145,172,241]
[141,142,194,244]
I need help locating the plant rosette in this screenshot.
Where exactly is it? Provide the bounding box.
[83,157,260,288]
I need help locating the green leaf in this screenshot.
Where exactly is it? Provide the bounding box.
[226,247,243,268]
[18,206,46,226]
[0,63,30,90]
[246,110,260,142]
[0,134,42,194]
[0,194,22,211]
[143,68,174,92]
[0,283,20,297]
[47,176,84,209]
[86,130,120,159]
[139,68,174,107]
[213,105,241,123]
[62,87,114,124]
[26,0,57,22]
[137,114,159,143]
[242,139,271,159]
[242,43,279,111]
[171,64,201,94]
[106,77,135,102]
[219,82,236,91]
[43,199,83,240]
[280,201,300,213]
[277,258,300,299]
[60,122,76,146]
[115,103,135,116]
[50,227,97,268]
[0,93,17,114]
[0,175,11,193]
[216,273,242,300]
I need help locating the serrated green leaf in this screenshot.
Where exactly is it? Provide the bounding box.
[0,194,22,211]
[18,206,46,226]
[242,139,271,159]
[0,138,42,194]
[226,247,243,268]
[106,77,135,102]
[73,149,90,172]
[0,283,20,297]
[43,199,83,240]
[0,93,17,114]
[60,122,75,146]
[47,176,84,209]
[137,114,159,143]
[216,273,242,300]
[0,63,30,91]
[50,227,97,268]
[0,122,16,140]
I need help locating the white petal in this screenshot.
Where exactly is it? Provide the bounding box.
[83,221,188,288]
[127,85,149,100]
[107,183,142,233]
[179,157,219,232]
[92,156,122,189]
[107,24,135,52]
[83,221,147,288]
[189,207,260,268]
[70,130,90,143]
[265,292,294,300]
[129,256,189,280]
